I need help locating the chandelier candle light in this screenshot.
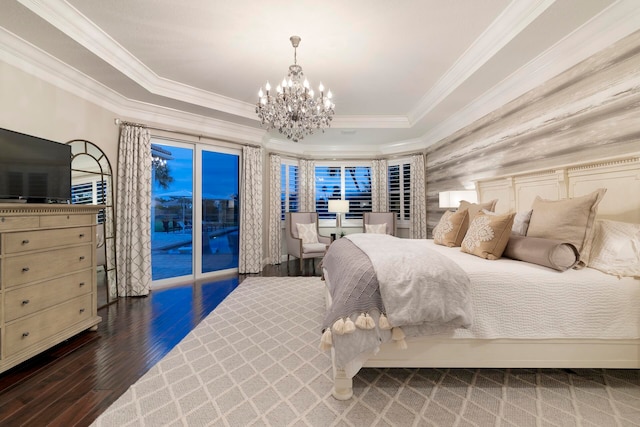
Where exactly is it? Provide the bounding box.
[256,36,335,142]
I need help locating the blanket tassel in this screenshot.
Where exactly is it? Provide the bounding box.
[379,313,392,330]
[320,328,333,351]
[344,317,356,334]
[364,313,375,329]
[332,318,345,335]
[391,327,407,350]
[355,313,376,330]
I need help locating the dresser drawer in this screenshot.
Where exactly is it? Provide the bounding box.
[40,214,94,228]
[4,245,93,287]
[5,270,93,321]
[0,216,39,232]
[5,294,93,357]
[4,226,93,254]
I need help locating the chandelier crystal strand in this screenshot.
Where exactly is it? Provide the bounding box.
[256,36,334,142]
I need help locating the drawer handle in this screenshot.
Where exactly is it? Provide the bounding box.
[79,308,86,313]
[22,299,30,305]
[79,282,86,287]
[79,256,86,261]
[22,239,30,245]
[22,267,30,272]
[79,233,85,238]
[22,332,30,338]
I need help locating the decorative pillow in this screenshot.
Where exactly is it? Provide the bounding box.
[457,199,498,222]
[296,222,319,244]
[433,210,469,247]
[511,210,533,236]
[365,223,387,234]
[588,219,640,278]
[461,211,515,260]
[527,189,606,267]
[503,236,580,271]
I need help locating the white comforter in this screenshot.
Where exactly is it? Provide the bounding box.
[421,240,640,339]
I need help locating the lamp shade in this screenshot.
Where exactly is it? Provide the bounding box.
[328,199,350,213]
[439,190,477,209]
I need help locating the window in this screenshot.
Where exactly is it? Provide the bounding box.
[315,163,372,223]
[72,179,107,223]
[388,159,411,223]
[281,160,299,220]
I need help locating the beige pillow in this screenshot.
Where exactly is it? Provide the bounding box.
[503,236,580,271]
[365,223,387,234]
[589,219,640,278]
[461,211,515,259]
[527,189,606,267]
[296,222,319,244]
[433,210,469,247]
[458,199,498,222]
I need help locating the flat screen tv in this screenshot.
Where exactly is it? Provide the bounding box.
[0,127,72,203]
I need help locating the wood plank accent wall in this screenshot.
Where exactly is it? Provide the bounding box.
[425,30,640,236]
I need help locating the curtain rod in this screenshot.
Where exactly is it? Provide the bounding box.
[114,118,262,148]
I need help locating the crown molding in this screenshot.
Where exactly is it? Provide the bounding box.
[0,25,124,112]
[6,0,640,158]
[331,115,411,128]
[16,0,256,120]
[407,0,556,125]
[265,138,386,159]
[0,26,265,145]
[419,0,640,148]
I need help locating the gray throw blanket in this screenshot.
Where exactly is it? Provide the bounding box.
[321,238,384,330]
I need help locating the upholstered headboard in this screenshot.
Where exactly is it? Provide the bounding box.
[476,156,640,223]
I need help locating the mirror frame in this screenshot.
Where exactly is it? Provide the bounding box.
[66,139,117,306]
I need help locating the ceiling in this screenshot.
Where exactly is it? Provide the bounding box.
[2,0,638,157]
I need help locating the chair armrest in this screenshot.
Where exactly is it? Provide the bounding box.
[318,234,332,245]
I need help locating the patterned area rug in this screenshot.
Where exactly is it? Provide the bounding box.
[92,276,640,426]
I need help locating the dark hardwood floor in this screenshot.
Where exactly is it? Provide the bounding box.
[0,259,320,427]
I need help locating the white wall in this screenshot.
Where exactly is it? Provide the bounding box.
[0,62,119,177]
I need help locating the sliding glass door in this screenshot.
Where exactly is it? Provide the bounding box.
[151,140,239,286]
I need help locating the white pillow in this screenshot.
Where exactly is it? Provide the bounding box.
[588,219,640,278]
[511,209,533,236]
[296,222,319,244]
[365,223,387,234]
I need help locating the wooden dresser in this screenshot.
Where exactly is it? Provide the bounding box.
[0,203,103,374]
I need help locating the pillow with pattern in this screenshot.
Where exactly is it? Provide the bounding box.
[296,222,319,244]
[365,223,387,234]
[461,211,515,259]
[433,210,469,247]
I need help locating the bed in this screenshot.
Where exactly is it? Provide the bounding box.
[321,155,640,400]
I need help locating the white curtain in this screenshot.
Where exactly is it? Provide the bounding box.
[239,146,264,273]
[371,159,388,212]
[410,154,428,239]
[268,154,282,264]
[299,159,315,212]
[115,124,152,297]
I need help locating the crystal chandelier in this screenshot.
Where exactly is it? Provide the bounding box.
[256,36,335,142]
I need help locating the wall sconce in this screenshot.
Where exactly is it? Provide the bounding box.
[328,199,350,230]
[438,190,477,209]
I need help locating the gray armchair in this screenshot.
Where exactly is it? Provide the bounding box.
[363,212,396,236]
[285,212,331,262]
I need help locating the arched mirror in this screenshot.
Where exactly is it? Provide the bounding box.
[67,140,117,307]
